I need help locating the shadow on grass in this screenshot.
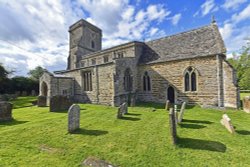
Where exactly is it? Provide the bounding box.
[120,116,141,121]
[71,128,108,136]
[124,113,141,116]
[0,119,28,126]
[236,130,250,135]
[136,102,165,109]
[180,123,206,129]
[182,119,213,124]
[13,105,35,109]
[178,137,226,153]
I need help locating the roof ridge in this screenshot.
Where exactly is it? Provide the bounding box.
[146,24,213,44]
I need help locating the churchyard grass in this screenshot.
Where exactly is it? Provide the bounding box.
[0,97,249,166]
[241,93,250,100]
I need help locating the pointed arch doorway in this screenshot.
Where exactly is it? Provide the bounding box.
[167,86,175,103]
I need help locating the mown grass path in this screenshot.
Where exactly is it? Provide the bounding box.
[0,97,249,166]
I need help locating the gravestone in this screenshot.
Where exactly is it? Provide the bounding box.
[220,114,235,134]
[50,95,73,112]
[21,91,27,96]
[31,90,36,96]
[174,105,178,125]
[82,156,117,167]
[68,104,80,133]
[169,108,177,145]
[243,96,250,113]
[123,102,128,114]
[117,105,123,119]
[165,100,170,110]
[130,95,136,107]
[178,102,186,123]
[37,96,47,107]
[0,102,13,121]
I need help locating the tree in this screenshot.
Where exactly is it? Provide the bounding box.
[0,63,10,82]
[28,66,45,81]
[228,41,250,90]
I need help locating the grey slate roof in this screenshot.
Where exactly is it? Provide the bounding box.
[139,22,226,64]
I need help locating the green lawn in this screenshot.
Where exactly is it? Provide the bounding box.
[0,97,249,167]
[241,93,250,100]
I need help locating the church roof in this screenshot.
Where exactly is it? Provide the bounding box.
[139,22,226,64]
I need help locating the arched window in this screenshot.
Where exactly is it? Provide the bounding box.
[184,67,197,92]
[143,71,151,91]
[124,68,132,91]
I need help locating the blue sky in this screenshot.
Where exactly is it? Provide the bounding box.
[0,0,250,76]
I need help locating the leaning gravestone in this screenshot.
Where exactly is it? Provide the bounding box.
[165,100,170,110]
[169,108,177,145]
[50,95,73,112]
[0,102,13,121]
[243,96,250,113]
[68,104,80,133]
[37,96,47,107]
[117,105,123,119]
[220,114,235,134]
[178,102,186,123]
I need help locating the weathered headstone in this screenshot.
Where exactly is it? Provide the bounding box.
[15,91,21,97]
[165,100,170,110]
[123,102,128,114]
[37,96,47,107]
[169,108,177,145]
[130,96,136,107]
[174,105,178,125]
[50,95,73,112]
[0,102,13,121]
[31,90,36,96]
[21,91,27,96]
[117,105,123,119]
[82,156,117,167]
[220,114,235,133]
[243,96,250,113]
[178,102,186,123]
[68,104,80,133]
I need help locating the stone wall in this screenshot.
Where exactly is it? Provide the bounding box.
[137,56,221,106]
[62,63,115,106]
[223,60,240,108]
[39,72,74,105]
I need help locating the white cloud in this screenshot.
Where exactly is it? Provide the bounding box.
[171,13,181,25]
[219,23,234,40]
[219,4,250,55]
[194,0,218,17]
[231,4,250,23]
[222,0,247,10]
[0,0,173,76]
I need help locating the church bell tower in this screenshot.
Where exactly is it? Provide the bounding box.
[67,19,102,70]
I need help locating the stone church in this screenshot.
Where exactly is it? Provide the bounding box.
[40,19,240,108]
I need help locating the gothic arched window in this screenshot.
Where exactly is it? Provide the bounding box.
[184,67,197,92]
[143,71,151,91]
[124,68,132,91]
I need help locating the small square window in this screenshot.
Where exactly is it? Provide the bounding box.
[81,61,85,67]
[117,52,124,58]
[91,58,96,65]
[104,56,109,63]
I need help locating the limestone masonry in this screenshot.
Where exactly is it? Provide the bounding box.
[40,19,240,108]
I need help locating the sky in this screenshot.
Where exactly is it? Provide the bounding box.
[0,0,250,76]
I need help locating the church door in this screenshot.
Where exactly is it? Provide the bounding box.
[167,86,175,103]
